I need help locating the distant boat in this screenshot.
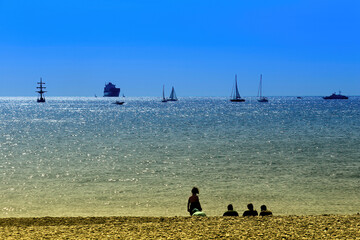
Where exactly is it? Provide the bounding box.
[168,86,178,101]
[103,82,120,97]
[113,93,126,105]
[95,94,97,98]
[36,78,46,103]
[113,101,124,105]
[297,97,302,99]
[323,92,348,100]
[230,74,245,102]
[257,74,268,102]
[162,85,168,102]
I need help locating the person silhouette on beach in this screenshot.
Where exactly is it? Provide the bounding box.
[242,203,258,216]
[187,187,202,215]
[223,204,239,216]
[259,205,272,216]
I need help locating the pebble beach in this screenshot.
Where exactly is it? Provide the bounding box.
[0,215,359,239]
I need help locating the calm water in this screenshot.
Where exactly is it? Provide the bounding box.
[0,97,359,217]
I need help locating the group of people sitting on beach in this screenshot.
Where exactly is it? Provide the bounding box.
[187,187,273,217]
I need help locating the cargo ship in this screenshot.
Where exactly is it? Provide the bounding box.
[103,82,120,97]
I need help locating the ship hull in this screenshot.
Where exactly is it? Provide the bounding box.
[230,99,245,102]
[258,98,268,102]
[323,94,348,99]
[103,89,120,97]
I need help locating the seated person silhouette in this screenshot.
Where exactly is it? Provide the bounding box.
[242,203,258,216]
[259,205,272,216]
[223,204,239,216]
[191,208,206,216]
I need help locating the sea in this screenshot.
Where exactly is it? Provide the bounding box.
[0,96,359,217]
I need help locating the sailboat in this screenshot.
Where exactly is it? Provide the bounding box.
[168,86,178,101]
[162,85,168,102]
[36,78,46,103]
[230,74,245,102]
[257,74,268,102]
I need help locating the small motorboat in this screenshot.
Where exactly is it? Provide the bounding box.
[113,101,125,105]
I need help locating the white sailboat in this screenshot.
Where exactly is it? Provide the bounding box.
[162,85,168,102]
[230,74,245,102]
[257,74,268,102]
[168,86,178,101]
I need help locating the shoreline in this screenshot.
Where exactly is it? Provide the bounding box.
[1,215,359,239]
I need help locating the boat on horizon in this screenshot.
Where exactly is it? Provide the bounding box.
[103,82,120,97]
[257,74,268,102]
[162,85,168,102]
[230,74,245,102]
[168,86,178,101]
[36,78,46,103]
[113,100,125,105]
[323,92,348,100]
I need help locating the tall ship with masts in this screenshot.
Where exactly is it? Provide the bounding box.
[230,74,245,102]
[36,78,46,103]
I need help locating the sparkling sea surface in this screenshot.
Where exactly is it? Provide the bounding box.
[0,96,359,217]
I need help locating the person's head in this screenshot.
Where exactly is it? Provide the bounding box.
[247,203,254,211]
[191,187,199,195]
[261,205,267,211]
[227,204,233,211]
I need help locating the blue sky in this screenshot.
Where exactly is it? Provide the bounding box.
[0,0,359,97]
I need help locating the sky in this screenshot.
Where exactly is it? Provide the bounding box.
[0,0,359,97]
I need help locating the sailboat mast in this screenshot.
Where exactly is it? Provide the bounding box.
[260,74,262,98]
[162,85,165,99]
[235,74,240,98]
[235,74,238,93]
[36,77,47,102]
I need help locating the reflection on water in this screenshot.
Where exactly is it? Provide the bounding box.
[0,97,359,217]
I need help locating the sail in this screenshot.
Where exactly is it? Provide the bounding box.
[230,74,245,102]
[257,74,268,102]
[231,74,241,99]
[162,85,168,102]
[168,86,178,101]
[257,74,262,98]
[235,76,241,99]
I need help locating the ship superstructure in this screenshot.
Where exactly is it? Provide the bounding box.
[103,82,120,97]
